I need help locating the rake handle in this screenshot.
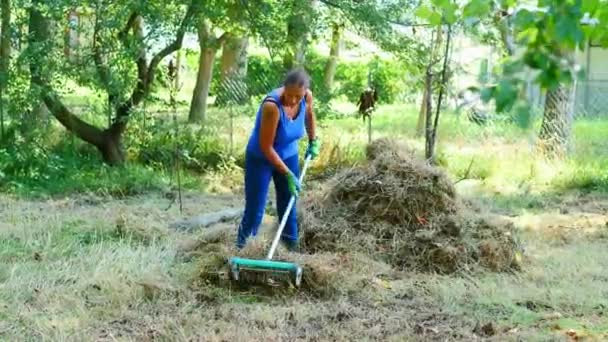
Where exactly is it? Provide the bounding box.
[266,155,312,260]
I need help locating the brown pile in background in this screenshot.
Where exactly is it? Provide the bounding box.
[299,138,521,274]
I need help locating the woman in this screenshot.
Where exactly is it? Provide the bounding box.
[236,69,320,251]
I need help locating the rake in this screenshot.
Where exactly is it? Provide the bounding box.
[228,155,312,287]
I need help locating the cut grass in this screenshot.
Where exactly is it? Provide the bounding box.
[1,191,607,340]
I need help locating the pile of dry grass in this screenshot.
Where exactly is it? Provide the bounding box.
[190,228,391,297]
[299,138,521,273]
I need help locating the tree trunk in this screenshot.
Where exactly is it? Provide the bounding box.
[217,34,248,105]
[220,35,248,83]
[98,131,124,165]
[323,21,342,92]
[188,22,218,123]
[29,3,197,165]
[284,30,308,71]
[0,0,10,139]
[283,0,316,71]
[416,28,442,137]
[27,0,51,129]
[0,0,9,80]
[426,25,452,164]
[539,83,575,156]
[416,86,431,137]
[174,49,182,90]
[64,9,79,62]
[423,69,433,159]
[495,14,515,56]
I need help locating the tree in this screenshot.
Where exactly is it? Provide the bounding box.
[64,8,79,62]
[283,0,318,70]
[323,20,343,92]
[417,0,608,156]
[220,34,248,85]
[187,0,247,124]
[0,0,10,139]
[27,0,51,127]
[416,27,443,137]
[29,0,199,164]
[215,33,248,107]
[188,20,226,123]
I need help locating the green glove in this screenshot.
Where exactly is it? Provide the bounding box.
[285,171,301,198]
[306,138,320,159]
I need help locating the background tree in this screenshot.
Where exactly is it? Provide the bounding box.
[187,0,247,124]
[322,19,344,92]
[0,0,10,139]
[28,0,199,164]
[188,20,227,123]
[460,0,608,156]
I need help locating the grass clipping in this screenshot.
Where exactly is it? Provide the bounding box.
[192,231,391,297]
[299,138,521,274]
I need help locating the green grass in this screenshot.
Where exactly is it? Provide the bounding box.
[317,103,608,198]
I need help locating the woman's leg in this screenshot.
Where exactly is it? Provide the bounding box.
[272,154,300,245]
[236,155,273,248]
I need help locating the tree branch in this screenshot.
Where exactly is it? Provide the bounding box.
[146,3,196,90]
[42,91,106,146]
[118,11,138,44]
[93,9,117,105]
[216,32,229,47]
[112,2,197,133]
[317,0,429,27]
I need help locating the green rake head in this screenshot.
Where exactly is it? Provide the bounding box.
[229,257,303,287]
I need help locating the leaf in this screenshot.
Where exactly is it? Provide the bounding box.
[429,11,443,25]
[556,16,583,46]
[513,102,532,129]
[514,9,536,28]
[523,52,550,69]
[415,6,434,19]
[480,86,495,102]
[431,0,451,8]
[444,5,458,24]
[517,27,539,44]
[495,80,518,113]
[463,0,491,19]
[503,59,525,74]
[582,0,600,14]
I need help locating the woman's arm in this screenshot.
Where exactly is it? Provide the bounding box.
[259,101,290,174]
[305,90,316,141]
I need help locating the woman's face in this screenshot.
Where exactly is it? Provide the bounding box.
[282,85,306,107]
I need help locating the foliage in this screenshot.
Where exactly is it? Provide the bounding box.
[124,115,239,174]
[416,0,608,115]
[0,130,174,196]
[191,49,413,107]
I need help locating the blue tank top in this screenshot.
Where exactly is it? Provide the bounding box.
[246,89,307,159]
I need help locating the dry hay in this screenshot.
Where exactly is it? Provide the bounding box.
[191,230,390,297]
[299,138,521,274]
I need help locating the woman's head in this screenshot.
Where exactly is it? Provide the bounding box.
[281,69,310,106]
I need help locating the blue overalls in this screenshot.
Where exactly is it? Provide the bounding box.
[236,89,307,248]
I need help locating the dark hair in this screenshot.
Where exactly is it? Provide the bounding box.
[283,69,310,89]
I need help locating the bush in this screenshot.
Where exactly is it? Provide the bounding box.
[125,117,239,174]
[0,131,172,197]
[334,61,369,103]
